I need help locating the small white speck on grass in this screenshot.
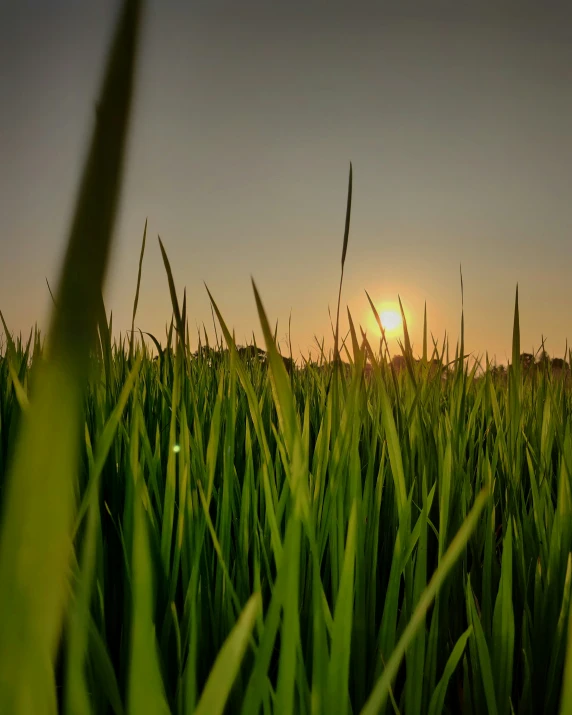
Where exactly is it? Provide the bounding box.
[173,444,180,453]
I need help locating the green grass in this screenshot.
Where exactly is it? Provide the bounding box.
[1,1,572,713]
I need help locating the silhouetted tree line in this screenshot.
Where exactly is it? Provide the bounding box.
[184,344,296,374]
[148,344,570,382]
[490,352,570,378]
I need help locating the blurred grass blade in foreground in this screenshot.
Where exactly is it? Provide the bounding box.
[0,1,143,712]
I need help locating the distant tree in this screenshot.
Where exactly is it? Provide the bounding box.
[237,345,267,364]
[391,355,407,372]
[490,364,507,381]
[332,357,352,377]
[281,355,295,374]
[427,358,445,377]
[192,345,228,367]
[414,356,446,377]
[551,357,569,371]
[519,352,535,371]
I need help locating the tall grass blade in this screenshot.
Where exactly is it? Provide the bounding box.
[158,236,184,349]
[127,405,170,715]
[491,521,514,715]
[334,162,353,363]
[129,218,148,362]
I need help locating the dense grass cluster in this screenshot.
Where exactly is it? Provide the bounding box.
[2,284,572,714]
[0,1,571,713]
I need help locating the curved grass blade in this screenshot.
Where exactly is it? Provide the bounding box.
[194,594,261,715]
[491,522,514,715]
[64,448,100,715]
[275,515,302,715]
[427,626,472,715]
[361,488,489,715]
[423,302,428,363]
[347,308,361,365]
[96,290,112,385]
[141,330,163,361]
[206,285,283,562]
[72,353,143,539]
[364,289,390,358]
[129,218,148,362]
[334,162,352,363]
[158,236,184,350]
[46,278,58,308]
[512,285,520,377]
[466,578,498,715]
[127,404,170,715]
[326,502,357,715]
[6,358,30,414]
[459,265,465,374]
[251,279,301,461]
[87,619,126,715]
[0,310,17,358]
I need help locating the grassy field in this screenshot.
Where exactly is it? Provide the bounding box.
[1,2,571,713]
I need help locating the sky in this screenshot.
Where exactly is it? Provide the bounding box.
[1,1,571,365]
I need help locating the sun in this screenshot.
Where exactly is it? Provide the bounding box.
[364,300,412,341]
[379,309,402,334]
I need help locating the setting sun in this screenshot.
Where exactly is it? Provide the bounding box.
[365,300,412,339]
[379,309,402,333]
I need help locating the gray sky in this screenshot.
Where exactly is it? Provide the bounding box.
[1,1,571,363]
